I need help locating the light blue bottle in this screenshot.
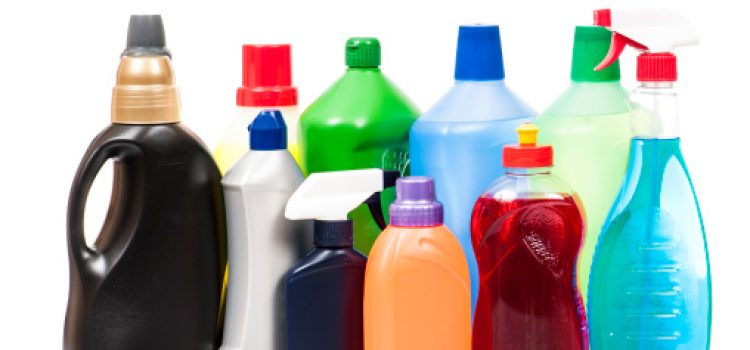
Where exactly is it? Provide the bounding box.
[410,25,535,314]
[588,65,712,348]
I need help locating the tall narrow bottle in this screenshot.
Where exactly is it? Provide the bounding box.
[220,110,312,350]
[536,26,631,302]
[364,177,471,350]
[410,25,535,313]
[471,124,587,350]
[588,9,711,349]
[284,169,398,350]
[299,37,419,254]
[215,44,299,173]
[64,15,226,349]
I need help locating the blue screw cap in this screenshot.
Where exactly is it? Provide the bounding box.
[249,109,287,150]
[455,24,505,81]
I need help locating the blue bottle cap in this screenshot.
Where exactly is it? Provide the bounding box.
[454,24,505,81]
[249,109,287,150]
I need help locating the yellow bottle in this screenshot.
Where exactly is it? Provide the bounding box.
[215,44,300,173]
[364,177,471,350]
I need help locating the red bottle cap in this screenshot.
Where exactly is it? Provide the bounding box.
[503,123,553,168]
[236,44,298,107]
[637,52,677,82]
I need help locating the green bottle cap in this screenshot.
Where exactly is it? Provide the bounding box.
[571,26,620,82]
[346,37,381,68]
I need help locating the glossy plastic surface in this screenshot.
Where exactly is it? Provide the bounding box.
[65,124,226,350]
[364,225,471,350]
[537,81,631,302]
[588,138,711,349]
[215,105,300,173]
[300,67,419,253]
[410,80,534,313]
[471,170,587,349]
[220,149,312,350]
[286,247,367,350]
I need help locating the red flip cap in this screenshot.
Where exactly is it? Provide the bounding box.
[236,44,298,107]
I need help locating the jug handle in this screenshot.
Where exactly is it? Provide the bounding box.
[67,140,144,265]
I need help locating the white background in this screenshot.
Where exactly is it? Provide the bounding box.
[0,0,746,348]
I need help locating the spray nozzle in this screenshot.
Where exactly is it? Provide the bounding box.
[285,169,399,225]
[593,8,699,76]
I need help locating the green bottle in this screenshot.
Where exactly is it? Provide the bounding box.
[299,37,419,254]
[536,26,631,304]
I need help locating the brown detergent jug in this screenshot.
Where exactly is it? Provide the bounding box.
[64,15,227,350]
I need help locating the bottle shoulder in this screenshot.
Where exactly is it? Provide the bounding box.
[301,70,419,125]
[288,248,367,281]
[222,150,303,190]
[415,80,535,123]
[481,172,577,201]
[538,82,631,118]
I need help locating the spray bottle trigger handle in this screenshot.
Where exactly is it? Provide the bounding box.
[363,170,401,230]
[595,32,649,71]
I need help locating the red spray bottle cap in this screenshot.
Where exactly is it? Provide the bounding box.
[592,9,698,82]
[236,44,298,107]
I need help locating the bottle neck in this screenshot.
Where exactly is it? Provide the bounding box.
[505,167,551,176]
[630,81,679,139]
[313,220,353,249]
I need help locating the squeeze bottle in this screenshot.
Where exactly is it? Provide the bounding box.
[364,176,471,350]
[471,124,588,350]
[64,15,226,349]
[220,110,312,350]
[536,26,631,303]
[588,9,711,349]
[409,25,535,314]
[284,169,399,350]
[299,37,419,254]
[215,44,299,173]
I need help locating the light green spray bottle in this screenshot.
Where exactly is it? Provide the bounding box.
[536,26,631,303]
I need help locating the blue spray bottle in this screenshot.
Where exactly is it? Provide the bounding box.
[410,25,535,313]
[588,9,711,349]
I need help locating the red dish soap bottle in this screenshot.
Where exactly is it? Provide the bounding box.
[470,123,588,350]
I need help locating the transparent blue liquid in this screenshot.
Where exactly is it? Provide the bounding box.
[588,138,711,349]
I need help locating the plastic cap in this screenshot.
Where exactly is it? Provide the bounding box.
[313,220,353,248]
[455,25,505,81]
[346,38,381,67]
[237,44,298,107]
[389,177,444,227]
[571,26,620,82]
[637,53,677,82]
[122,15,170,57]
[503,123,553,168]
[249,110,287,150]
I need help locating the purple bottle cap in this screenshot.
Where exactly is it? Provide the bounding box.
[389,176,443,227]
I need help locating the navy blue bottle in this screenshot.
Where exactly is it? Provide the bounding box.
[283,169,398,350]
[286,220,366,350]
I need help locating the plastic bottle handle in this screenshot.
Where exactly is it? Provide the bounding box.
[67,140,145,267]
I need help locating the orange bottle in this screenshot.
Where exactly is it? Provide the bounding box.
[364,177,471,350]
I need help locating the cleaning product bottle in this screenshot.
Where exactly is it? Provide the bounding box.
[215,44,299,173]
[284,169,398,350]
[535,25,631,303]
[364,176,471,350]
[220,110,312,350]
[64,15,226,349]
[410,25,535,314]
[471,124,587,350]
[299,37,419,254]
[588,9,711,349]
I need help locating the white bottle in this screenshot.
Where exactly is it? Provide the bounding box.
[220,109,312,350]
